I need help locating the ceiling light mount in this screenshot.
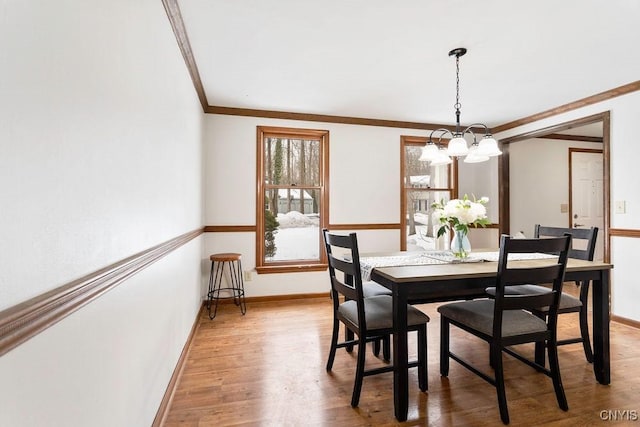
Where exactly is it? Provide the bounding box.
[420,47,502,164]
[448,47,467,58]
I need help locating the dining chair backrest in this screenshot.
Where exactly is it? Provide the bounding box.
[534,224,598,261]
[493,234,572,337]
[322,229,367,326]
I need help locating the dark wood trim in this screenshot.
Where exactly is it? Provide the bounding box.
[603,112,611,262]
[610,228,640,238]
[161,0,208,111]
[208,105,461,131]
[212,293,329,304]
[329,223,401,231]
[538,134,603,143]
[152,304,204,427]
[498,144,510,236]
[200,225,495,236]
[204,224,406,232]
[499,112,609,145]
[255,264,328,274]
[612,315,640,330]
[0,228,204,357]
[204,225,257,232]
[494,81,640,133]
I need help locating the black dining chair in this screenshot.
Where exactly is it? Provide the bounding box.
[322,229,429,407]
[438,234,571,424]
[487,225,598,365]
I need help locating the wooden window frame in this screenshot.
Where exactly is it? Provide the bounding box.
[400,135,458,250]
[255,126,329,274]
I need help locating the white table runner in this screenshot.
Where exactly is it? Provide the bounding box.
[359,251,556,281]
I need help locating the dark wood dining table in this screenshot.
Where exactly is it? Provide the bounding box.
[366,253,613,422]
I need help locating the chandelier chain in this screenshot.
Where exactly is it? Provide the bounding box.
[454,55,461,111]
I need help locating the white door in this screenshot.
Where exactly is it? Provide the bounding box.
[570,149,604,261]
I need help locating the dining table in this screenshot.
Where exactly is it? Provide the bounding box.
[362,250,613,422]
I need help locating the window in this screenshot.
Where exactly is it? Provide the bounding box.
[401,136,456,251]
[256,126,329,273]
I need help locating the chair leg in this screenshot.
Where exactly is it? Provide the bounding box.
[345,329,354,353]
[533,312,547,367]
[440,317,450,377]
[382,335,391,362]
[326,318,340,371]
[579,307,594,363]
[578,281,594,363]
[351,336,366,407]
[547,338,569,411]
[418,325,428,392]
[493,343,510,424]
[373,338,381,357]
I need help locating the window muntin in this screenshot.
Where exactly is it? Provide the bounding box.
[401,136,456,251]
[256,127,328,273]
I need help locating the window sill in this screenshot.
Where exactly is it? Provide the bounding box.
[256,264,328,274]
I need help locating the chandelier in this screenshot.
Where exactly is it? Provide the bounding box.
[420,48,502,165]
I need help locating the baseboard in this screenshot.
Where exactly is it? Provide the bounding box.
[612,314,640,330]
[152,304,204,427]
[202,292,329,306]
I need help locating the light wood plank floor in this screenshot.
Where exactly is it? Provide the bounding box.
[164,293,640,426]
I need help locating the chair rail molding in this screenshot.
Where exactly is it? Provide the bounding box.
[0,228,204,357]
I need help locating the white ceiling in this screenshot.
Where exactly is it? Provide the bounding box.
[178,0,640,129]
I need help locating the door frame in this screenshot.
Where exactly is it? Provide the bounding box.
[498,111,610,262]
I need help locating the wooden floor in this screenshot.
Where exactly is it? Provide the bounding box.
[164,292,640,426]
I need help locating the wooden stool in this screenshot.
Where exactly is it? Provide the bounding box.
[207,253,246,319]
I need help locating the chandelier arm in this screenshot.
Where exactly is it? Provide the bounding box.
[461,128,478,144]
[428,128,453,143]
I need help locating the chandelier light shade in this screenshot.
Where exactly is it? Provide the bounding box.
[447,136,469,157]
[421,47,502,165]
[429,147,453,166]
[418,141,439,161]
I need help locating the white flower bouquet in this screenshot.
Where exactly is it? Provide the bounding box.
[431,195,490,258]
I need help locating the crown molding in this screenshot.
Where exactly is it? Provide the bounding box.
[493,81,640,134]
[162,0,209,111]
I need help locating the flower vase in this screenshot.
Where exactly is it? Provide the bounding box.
[451,229,471,259]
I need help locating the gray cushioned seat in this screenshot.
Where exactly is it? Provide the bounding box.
[339,295,429,331]
[437,299,547,337]
[362,281,392,298]
[486,284,582,311]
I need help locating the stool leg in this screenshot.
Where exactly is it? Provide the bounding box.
[228,261,241,307]
[206,261,215,312]
[236,258,246,315]
[209,260,225,319]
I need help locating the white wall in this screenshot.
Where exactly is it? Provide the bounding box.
[496,91,640,321]
[0,1,204,425]
[203,114,497,297]
[509,138,601,237]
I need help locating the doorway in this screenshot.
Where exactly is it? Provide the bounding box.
[499,112,610,262]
